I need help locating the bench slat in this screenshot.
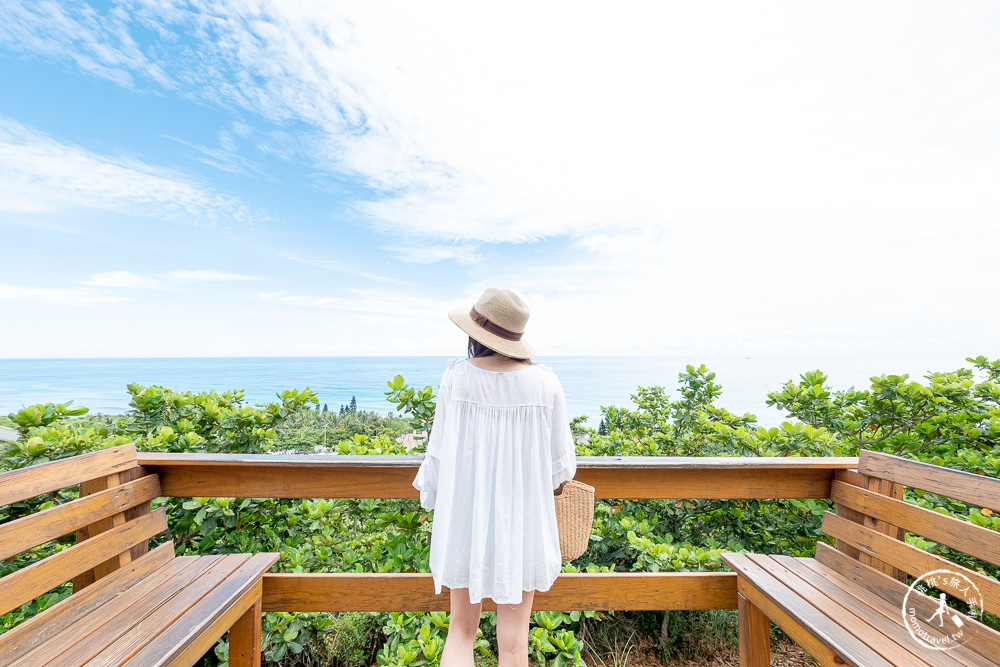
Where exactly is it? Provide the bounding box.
[723,553,895,667]
[746,554,944,666]
[0,543,177,667]
[73,466,153,591]
[123,553,277,667]
[860,450,1000,513]
[823,511,1000,617]
[736,578,859,667]
[0,508,167,616]
[796,554,987,667]
[154,579,264,667]
[0,444,138,507]
[0,474,161,561]
[813,542,1000,665]
[793,557,986,667]
[816,542,1000,664]
[834,468,907,579]
[81,554,255,666]
[28,556,226,666]
[830,480,1000,566]
[0,447,274,667]
[8,556,206,666]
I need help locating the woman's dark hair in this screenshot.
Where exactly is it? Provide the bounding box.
[468,337,497,359]
[467,336,528,362]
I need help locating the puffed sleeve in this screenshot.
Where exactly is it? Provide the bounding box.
[412,371,448,510]
[550,381,577,489]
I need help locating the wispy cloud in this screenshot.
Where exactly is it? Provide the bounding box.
[258,288,446,317]
[3,2,998,357]
[81,271,161,289]
[163,134,264,177]
[284,256,409,285]
[0,268,263,314]
[81,269,261,289]
[5,3,999,250]
[0,0,169,88]
[0,118,267,226]
[387,243,483,265]
[0,284,124,306]
[167,270,260,282]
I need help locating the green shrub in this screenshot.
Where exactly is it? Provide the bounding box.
[3,356,998,665]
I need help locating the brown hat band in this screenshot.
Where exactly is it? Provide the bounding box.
[470,307,523,341]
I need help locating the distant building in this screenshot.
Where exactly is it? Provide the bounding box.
[396,431,428,450]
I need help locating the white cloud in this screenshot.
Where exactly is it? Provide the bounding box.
[0,284,123,306]
[0,0,169,88]
[205,0,996,354]
[8,3,998,246]
[388,244,483,265]
[167,270,260,282]
[163,134,264,177]
[2,2,998,357]
[79,269,261,289]
[0,117,266,226]
[283,256,408,285]
[81,271,162,289]
[116,1,999,247]
[258,288,448,317]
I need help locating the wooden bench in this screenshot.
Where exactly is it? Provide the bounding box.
[0,444,278,666]
[722,449,1000,666]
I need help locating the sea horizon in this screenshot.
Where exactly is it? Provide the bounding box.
[0,352,981,428]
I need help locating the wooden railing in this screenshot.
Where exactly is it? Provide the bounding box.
[135,454,859,613]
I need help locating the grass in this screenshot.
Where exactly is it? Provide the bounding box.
[321,612,383,666]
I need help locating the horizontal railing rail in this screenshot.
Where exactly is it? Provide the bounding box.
[131,454,859,612]
[136,454,859,500]
[261,572,738,613]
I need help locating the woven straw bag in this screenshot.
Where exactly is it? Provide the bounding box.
[554,480,595,561]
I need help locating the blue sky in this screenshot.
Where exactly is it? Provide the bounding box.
[0,2,997,360]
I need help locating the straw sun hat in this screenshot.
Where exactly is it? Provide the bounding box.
[449,288,535,359]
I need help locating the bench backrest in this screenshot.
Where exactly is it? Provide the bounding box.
[821,448,1000,618]
[0,444,172,618]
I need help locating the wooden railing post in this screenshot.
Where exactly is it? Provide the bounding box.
[73,465,151,591]
[833,467,907,582]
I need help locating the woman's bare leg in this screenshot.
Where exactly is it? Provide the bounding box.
[496,590,534,667]
[441,587,482,667]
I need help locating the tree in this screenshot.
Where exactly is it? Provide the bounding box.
[766,356,1000,459]
[385,375,437,433]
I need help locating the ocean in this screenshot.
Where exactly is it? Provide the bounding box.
[0,353,978,427]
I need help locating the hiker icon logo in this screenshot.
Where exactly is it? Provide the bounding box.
[902,569,983,651]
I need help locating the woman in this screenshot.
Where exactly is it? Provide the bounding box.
[413,288,578,667]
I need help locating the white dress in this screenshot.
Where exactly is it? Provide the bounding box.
[412,359,578,604]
